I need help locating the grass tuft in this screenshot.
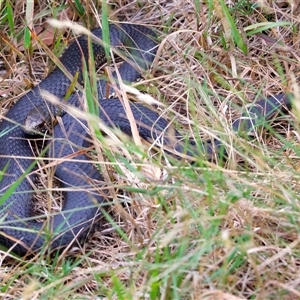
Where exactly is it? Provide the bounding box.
[0,0,299,299]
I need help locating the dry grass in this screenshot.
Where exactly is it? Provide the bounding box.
[0,0,300,299]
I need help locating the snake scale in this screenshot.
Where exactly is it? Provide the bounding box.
[0,24,292,256]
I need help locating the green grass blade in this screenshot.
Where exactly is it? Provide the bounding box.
[245,21,292,36]
[101,0,111,61]
[218,0,248,54]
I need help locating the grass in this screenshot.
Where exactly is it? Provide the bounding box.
[0,0,300,299]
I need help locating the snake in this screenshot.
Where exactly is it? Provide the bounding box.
[0,23,292,256]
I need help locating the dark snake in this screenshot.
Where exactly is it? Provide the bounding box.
[0,24,292,256]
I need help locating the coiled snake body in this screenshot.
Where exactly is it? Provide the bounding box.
[0,24,292,256]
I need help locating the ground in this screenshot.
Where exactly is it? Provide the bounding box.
[0,1,300,299]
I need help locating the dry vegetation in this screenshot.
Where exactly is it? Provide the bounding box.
[1,0,300,299]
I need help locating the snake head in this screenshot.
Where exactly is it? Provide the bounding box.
[24,106,53,135]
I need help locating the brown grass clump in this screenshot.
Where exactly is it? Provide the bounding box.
[0,0,300,299]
